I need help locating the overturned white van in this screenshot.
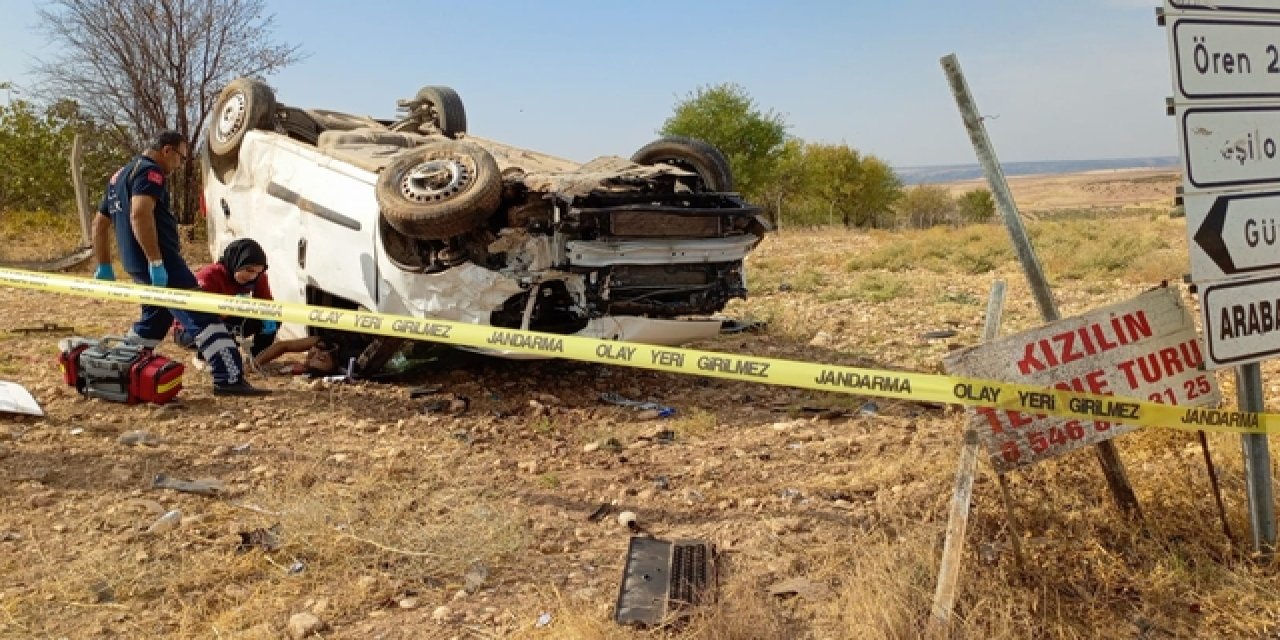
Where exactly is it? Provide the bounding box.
[200,78,769,371]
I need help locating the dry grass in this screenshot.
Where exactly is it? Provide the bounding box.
[8,188,1280,639]
[0,210,85,262]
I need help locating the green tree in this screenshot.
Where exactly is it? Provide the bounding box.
[849,156,904,229]
[802,143,862,226]
[661,83,787,199]
[0,97,125,212]
[957,188,996,224]
[896,185,957,229]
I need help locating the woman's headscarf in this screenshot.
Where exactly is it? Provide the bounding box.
[218,238,268,275]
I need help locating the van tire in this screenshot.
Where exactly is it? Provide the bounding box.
[414,86,467,138]
[208,78,277,160]
[375,139,501,239]
[630,136,734,192]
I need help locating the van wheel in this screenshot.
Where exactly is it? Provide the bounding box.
[208,78,277,159]
[392,86,467,138]
[375,139,501,239]
[416,86,466,137]
[631,136,734,192]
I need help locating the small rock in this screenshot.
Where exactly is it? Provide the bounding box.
[431,605,453,623]
[809,331,834,347]
[286,612,326,639]
[397,597,419,610]
[118,430,162,447]
[463,560,488,594]
[356,575,378,592]
[27,493,55,509]
[582,441,601,454]
[309,593,330,614]
[617,511,638,529]
[234,422,252,433]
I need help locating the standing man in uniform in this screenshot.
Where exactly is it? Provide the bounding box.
[90,130,270,397]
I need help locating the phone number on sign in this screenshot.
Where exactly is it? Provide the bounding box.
[998,374,1214,465]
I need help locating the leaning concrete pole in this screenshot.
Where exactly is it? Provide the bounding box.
[939,53,1140,515]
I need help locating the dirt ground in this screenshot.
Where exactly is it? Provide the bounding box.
[5,168,1246,640]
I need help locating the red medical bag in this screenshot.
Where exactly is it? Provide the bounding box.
[58,337,184,404]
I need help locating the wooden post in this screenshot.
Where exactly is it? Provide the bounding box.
[70,133,92,248]
[996,475,1026,572]
[930,281,1007,632]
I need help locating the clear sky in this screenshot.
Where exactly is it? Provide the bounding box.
[0,0,1174,167]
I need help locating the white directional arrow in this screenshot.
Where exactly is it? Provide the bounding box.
[1186,191,1280,282]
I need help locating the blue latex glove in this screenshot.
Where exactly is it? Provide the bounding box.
[261,320,279,334]
[92,263,115,280]
[148,260,168,288]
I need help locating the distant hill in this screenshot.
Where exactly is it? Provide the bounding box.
[895,156,1179,185]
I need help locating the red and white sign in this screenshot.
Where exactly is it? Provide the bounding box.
[943,288,1220,473]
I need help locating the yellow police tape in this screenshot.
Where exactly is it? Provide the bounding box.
[1,266,1274,435]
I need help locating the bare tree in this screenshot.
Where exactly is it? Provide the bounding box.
[33,0,303,222]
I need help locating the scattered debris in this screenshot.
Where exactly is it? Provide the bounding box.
[600,392,675,418]
[287,560,306,575]
[536,612,553,628]
[421,393,469,415]
[719,318,767,334]
[408,384,443,399]
[0,381,43,417]
[587,503,613,522]
[11,322,76,335]
[858,401,879,416]
[920,329,958,340]
[152,473,225,496]
[236,523,283,553]
[767,576,833,601]
[615,536,717,627]
[617,511,639,530]
[145,510,182,535]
